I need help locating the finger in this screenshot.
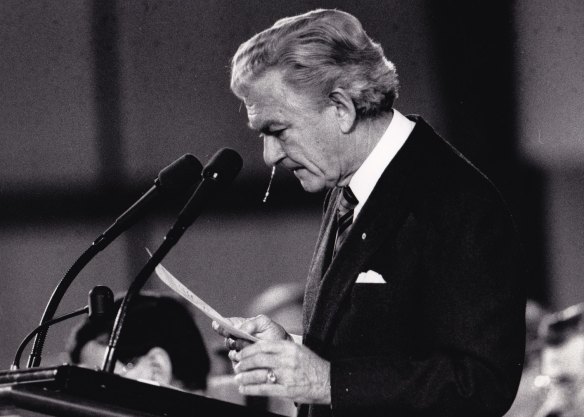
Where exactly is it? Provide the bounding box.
[224,337,244,351]
[234,369,274,386]
[235,352,292,373]
[238,382,288,397]
[228,349,239,363]
[238,314,273,335]
[212,321,232,338]
[222,337,251,351]
[235,338,254,351]
[212,317,248,336]
[236,340,291,361]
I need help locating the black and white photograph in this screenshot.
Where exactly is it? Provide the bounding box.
[0,1,583,416]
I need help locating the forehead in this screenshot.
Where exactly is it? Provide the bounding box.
[243,70,319,130]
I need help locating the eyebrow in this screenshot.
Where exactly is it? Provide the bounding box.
[248,119,286,134]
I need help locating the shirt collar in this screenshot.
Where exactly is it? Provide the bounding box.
[349,109,416,219]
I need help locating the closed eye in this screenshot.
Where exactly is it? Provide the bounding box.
[259,128,286,139]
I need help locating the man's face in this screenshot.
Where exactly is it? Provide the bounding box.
[243,69,348,193]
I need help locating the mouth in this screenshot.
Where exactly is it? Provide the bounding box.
[281,162,303,173]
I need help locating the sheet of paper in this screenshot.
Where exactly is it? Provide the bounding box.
[147,250,258,343]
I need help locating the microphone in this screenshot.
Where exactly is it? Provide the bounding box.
[27,154,203,368]
[102,148,243,373]
[94,154,204,251]
[174,148,243,230]
[88,285,115,321]
[13,286,114,370]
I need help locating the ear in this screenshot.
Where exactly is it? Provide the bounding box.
[144,347,173,386]
[329,88,357,133]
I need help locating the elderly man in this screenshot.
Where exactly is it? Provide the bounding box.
[213,9,525,417]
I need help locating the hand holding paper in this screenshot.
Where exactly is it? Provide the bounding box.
[213,314,292,351]
[148,251,258,343]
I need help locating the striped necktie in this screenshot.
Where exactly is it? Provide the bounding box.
[333,186,359,257]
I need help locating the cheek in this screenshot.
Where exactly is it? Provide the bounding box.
[309,140,340,177]
[311,124,340,165]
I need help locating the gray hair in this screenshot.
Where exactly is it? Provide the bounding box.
[231,9,399,119]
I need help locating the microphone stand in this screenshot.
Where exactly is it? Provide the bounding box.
[27,245,101,368]
[15,285,114,370]
[102,177,218,373]
[102,148,242,373]
[27,220,144,368]
[13,307,88,370]
[101,224,186,372]
[26,154,202,368]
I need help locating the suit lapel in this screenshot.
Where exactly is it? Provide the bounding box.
[305,118,428,351]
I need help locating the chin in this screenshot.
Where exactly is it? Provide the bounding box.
[299,179,327,193]
[294,170,329,193]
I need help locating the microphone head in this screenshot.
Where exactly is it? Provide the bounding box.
[157,154,203,194]
[202,148,243,185]
[88,286,115,321]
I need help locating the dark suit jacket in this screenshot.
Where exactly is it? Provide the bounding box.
[299,116,526,417]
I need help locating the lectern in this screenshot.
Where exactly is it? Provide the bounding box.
[0,365,282,417]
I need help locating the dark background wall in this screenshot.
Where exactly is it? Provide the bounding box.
[0,0,582,374]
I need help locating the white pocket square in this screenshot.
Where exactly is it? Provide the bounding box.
[355,270,386,284]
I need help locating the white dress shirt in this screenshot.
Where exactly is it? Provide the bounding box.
[349,109,416,219]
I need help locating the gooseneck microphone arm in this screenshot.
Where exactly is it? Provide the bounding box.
[27,155,203,369]
[14,286,114,370]
[13,307,88,371]
[26,247,106,369]
[102,148,243,373]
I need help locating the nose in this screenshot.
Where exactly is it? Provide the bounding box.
[263,136,285,167]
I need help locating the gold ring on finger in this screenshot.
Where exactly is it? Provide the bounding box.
[266,369,277,384]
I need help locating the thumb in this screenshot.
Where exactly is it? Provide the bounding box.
[212,317,246,337]
[239,315,273,334]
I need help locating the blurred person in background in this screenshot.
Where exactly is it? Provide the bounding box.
[67,292,210,394]
[245,282,304,337]
[533,303,584,417]
[213,8,526,417]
